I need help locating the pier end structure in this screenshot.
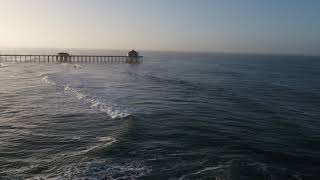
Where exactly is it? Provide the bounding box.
[127,50,141,63]
[57,52,71,63]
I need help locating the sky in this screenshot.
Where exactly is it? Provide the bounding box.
[0,0,319,55]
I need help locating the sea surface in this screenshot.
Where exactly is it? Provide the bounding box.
[0,50,320,180]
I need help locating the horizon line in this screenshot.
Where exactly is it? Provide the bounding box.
[0,46,319,57]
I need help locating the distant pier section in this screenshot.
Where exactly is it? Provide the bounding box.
[0,50,143,64]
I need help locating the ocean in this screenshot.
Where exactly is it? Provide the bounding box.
[0,50,319,180]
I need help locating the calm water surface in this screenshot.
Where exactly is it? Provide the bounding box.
[0,51,320,179]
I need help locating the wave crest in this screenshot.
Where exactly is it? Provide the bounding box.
[41,76,57,86]
[41,76,130,119]
[60,63,82,69]
[0,63,8,68]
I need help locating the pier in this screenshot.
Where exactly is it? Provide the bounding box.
[0,51,143,64]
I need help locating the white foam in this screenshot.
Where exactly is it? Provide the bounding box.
[60,63,82,69]
[71,136,81,140]
[90,100,130,119]
[39,72,53,77]
[179,160,303,180]
[178,165,226,180]
[78,137,117,154]
[60,63,69,67]
[43,160,149,180]
[41,76,130,119]
[41,76,57,86]
[97,136,114,142]
[72,64,82,69]
[58,136,117,157]
[0,63,8,68]
[63,84,130,119]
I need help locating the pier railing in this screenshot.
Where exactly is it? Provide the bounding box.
[0,54,143,64]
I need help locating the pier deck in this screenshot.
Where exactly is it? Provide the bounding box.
[0,54,143,64]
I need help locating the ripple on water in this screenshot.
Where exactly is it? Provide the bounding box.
[178,159,302,180]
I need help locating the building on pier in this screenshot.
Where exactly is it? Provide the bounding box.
[127,50,139,63]
[58,52,70,63]
[128,50,139,57]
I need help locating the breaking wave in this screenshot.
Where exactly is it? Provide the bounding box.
[41,75,57,86]
[41,75,130,119]
[0,63,8,68]
[60,63,82,69]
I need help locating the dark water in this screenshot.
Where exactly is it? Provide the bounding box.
[0,51,320,179]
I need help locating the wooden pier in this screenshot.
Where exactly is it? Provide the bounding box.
[0,53,143,64]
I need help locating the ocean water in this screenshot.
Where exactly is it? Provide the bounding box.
[0,50,320,180]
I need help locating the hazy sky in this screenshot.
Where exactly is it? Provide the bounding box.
[0,0,319,55]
